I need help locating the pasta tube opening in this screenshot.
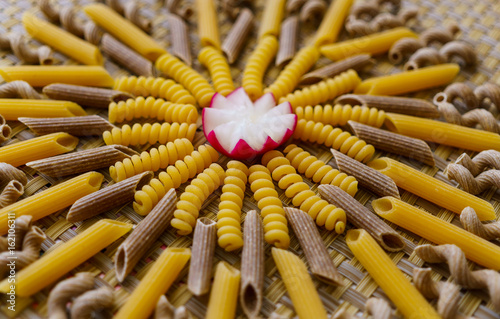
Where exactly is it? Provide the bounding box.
[381,233,405,250]
[383,116,399,132]
[55,134,79,150]
[1,125,11,139]
[371,197,395,215]
[9,180,23,193]
[115,247,128,280]
[345,228,362,242]
[86,171,105,189]
[241,284,259,314]
[366,158,389,171]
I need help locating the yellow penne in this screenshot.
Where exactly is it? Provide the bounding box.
[320,27,418,61]
[372,197,500,270]
[0,66,114,87]
[23,12,103,65]
[196,0,220,49]
[258,0,286,39]
[346,229,441,318]
[271,248,327,319]
[0,99,86,120]
[84,4,167,61]
[0,219,132,297]
[314,0,354,47]
[114,248,191,319]
[0,132,79,167]
[205,262,240,319]
[368,157,496,221]
[384,112,500,152]
[354,64,460,95]
[0,171,103,235]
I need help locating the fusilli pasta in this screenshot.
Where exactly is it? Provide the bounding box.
[198,46,235,96]
[295,103,385,128]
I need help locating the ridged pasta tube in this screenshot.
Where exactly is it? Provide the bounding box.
[295,103,385,128]
[280,70,362,109]
[198,46,235,96]
[133,144,219,215]
[217,161,248,251]
[293,119,375,163]
[155,53,215,107]
[108,96,198,124]
[102,122,197,147]
[242,35,279,101]
[248,165,290,249]
[113,76,196,105]
[262,151,346,233]
[109,138,194,182]
[171,163,226,235]
[283,144,358,196]
[264,46,320,101]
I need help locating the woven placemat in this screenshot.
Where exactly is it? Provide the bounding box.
[1,0,500,318]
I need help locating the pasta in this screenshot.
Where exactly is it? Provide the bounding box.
[294,103,385,128]
[205,261,241,319]
[167,13,192,66]
[0,115,11,144]
[345,229,441,319]
[38,0,84,35]
[300,54,373,85]
[262,150,347,233]
[444,163,500,194]
[196,0,220,49]
[222,8,254,64]
[0,180,23,208]
[198,46,235,96]
[43,83,133,108]
[442,82,478,108]
[440,41,477,66]
[70,287,114,319]
[217,161,248,251]
[0,99,86,120]
[314,0,353,46]
[404,47,446,71]
[114,248,191,319]
[0,163,27,190]
[0,80,42,99]
[248,165,290,249]
[475,82,500,110]
[272,248,328,319]
[47,273,96,319]
[454,150,500,176]
[0,33,53,65]
[276,15,298,67]
[84,3,167,61]
[388,37,425,64]
[258,0,286,39]
[460,207,500,240]
[171,163,225,235]
[300,0,327,24]
[102,122,197,146]
[19,115,115,136]
[110,0,151,33]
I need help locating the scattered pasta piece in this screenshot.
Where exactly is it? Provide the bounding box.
[188,218,217,295]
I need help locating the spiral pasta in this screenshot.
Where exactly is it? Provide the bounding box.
[171,163,226,235]
[242,35,279,101]
[198,46,235,96]
[109,138,194,182]
[261,151,346,233]
[155,53,216,107]
[133,144,219,215]
[217,161,248,251]
[102,122,197,147]
[293,119,375,163]
[108,96,198,124]
[248,165,290,249]
[264,45,320,101]
[113,76,196,105]
[283,144,358,196]
[280,70,362,109]
[295,103,385,128]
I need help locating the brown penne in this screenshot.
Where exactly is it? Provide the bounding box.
[285,207,344,286]
[26,145,138,177]
[348,121,435,166]
[19,115,115,136]
[222,8,254,64]
[167,14,192,66]
[299,54,373,85]
[0,116,12,143]
[318,185,405,251]
[276,15,298,67]
[330,149,400,198]
[43,83,132,108]
[0,81,42,99]
[0,180,24,209]
[67,171,152,223]
[0,162,27,190]
[115,188,177,282]
[187,217,217,296]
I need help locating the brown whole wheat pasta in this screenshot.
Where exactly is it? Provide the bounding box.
[318,185,405,251]
[404,47,446,71]
[123,1,152,33]
[0,122,12,144]
[388,37,425,64]
[364,298,393,319]
[299,0,327,24]
[13,215,33,251]
[0,81,42,99]
[0,162,27,190]
[475,83,500,110]
[454,150,500,177]
[1,33,53,65]
[300,54,373,85]
[155,295,175,319]
[335,94,440,118]
[0,180,24,209]
[38,0,60,23]
[38,0,85,36]
[286,0,307,13]
[332,309,356,319]
[420,23,460,45]
[276,15,298,67]
[345,18,375,36]
[167,13,192,66]
[440,41,477,67]
[349,121,435,166]
[83,21,104,45]
[373,8,418,30]
[67,171,152,222]
[187,217,217,296]
[19,115,116,136]
[240,210,264,318]
[349,1,379,20]
[330,149,400,198]
[43,83,133,108]
[459,207,500,240]
[101,33,156,76]
[27,144,138,177]
[444,163,500,194]
[47,272,95,319]
[166,0,193,19]
[70,287,114,319]
[443,82,478,108]
[222,8,254,64]
[115,188,177,282]
[285,207,344,285]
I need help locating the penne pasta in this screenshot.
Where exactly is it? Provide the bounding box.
[206,261,240,319]
[19,115,115,136]
[0,99,86,120]
[0,163,27,190]
[196,0,220,49]
[300,54,373,85]
[222,8,254,64]
[258,0,286,39]
[276,15,298,67]
[43,83,133,108]
[314,0,353,47]
[167,13,192,66]
[0,219,132,297]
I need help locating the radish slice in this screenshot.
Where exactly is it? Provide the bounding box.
[203,89,297,160]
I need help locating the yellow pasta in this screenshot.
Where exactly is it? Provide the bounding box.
[320,27,418,61]
[368,157,496,221]
[372,197,500,270]
[314,0,354,47]
[102,122,197,146]
[198,46,235,96]
[23,12,102,65]
[205,262,241,319]
[354,63,460,96]
[385,112,500,152]
[196,0,220,49]
[345,229,441,318]
[0,99,86,120]
[114,248,191,319]
[258,0,286,39]
[84,4,167,61]
[0,219,131,297]
[295,103,385,128]
[272,248,328,319]
[0,66,114,87]
[0,132,78,167]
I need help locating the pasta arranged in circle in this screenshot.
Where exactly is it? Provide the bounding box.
[295,103,386,128]
[198,46,235,96]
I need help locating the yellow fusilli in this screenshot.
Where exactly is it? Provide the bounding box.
[295,103,385,128]
[198,46,235,96]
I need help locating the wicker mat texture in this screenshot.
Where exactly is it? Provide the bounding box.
[1,0,500,318]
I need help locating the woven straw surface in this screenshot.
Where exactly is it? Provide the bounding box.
[1,0,500,318]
